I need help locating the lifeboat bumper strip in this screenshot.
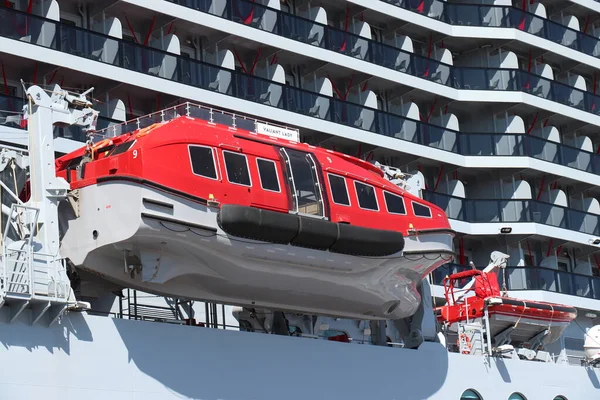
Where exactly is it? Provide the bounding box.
[217,204,405,257]
[141,212,218,232]
[142,197,175,210]
[96,175,208,205]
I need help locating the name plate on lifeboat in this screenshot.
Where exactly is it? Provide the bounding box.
[255,122,299,142]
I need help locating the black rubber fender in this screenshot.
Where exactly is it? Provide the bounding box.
[217,204,404,257]
[291,215,338,250]
[331,223,404,257]
[217,204,298,244]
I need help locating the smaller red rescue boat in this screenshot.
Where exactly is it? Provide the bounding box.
[435,269,577,352]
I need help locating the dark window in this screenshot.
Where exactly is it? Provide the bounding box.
[0,84,16,97]
[354,181,378,211]
[412,202,431,217]
[384,191,406,214]
[109,140,135,156]
[524,254,535,267]
[328,174,349,206]
[189,146,217,179]
[257,158,279,192]
[60,18,77,27]
[224,151,251,186]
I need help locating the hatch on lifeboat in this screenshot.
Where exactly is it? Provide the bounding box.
[56,104,455,320]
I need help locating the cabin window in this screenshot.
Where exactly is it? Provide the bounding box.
[460,389,482,400]
[354,181,379,211]
[328,174,350,206]
[109,140,135,156]
[412,202,431,217]
[224,151,251,186]
[508,394,526,400]
[384,191,406,214]
[189,145,218,180]
[256,158,280,192]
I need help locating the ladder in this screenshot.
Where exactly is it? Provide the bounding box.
[0,83,98,325]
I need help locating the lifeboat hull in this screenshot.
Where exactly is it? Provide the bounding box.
[59,179,454,320]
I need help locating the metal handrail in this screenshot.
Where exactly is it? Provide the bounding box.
[93,101,299,139]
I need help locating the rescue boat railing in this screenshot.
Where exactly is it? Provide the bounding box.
[92,102,299,141]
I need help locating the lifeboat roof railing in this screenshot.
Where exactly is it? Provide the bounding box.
[91,102,300,143]
[89,102,391,180]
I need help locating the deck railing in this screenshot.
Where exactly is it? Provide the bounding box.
[432,263,600,301]
[423,191,600,236]
[169,0,600,76]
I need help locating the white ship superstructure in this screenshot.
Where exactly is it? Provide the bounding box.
[2,0,600,399]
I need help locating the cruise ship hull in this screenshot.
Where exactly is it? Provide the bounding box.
[1,307,598,400]
[59,181,454,320]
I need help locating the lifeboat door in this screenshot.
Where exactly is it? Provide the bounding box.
[280,148,326,218]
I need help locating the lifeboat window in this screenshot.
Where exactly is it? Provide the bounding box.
[328,174,350,206]
[460,389,482,400]
[384,191,406,214]
[109,140,136,156]
[354,181,379,211]
[189,145,218,180]
[412,202,432,218]
[256,158,280,192]
[223,151,252,186]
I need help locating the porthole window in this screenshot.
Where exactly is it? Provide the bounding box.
[460,389,482,400]
[508,394,526,400]
[553,397,567,400]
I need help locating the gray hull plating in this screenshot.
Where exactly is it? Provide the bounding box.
[1,308,598,400]
[59,182,454,320]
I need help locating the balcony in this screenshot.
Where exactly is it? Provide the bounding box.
[432,263,600,301]
[4,7,600,175]
[161,0,600,116]
[165,0,600,73]
[423,190,600,236]
[3,6,600,122]
[380,0,600,60]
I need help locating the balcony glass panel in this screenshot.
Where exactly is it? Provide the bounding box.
[423,191,600,236]
[5,7,600,169]
[382,0,600,61]
[166,0,600,115]
[0,94,24,129]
